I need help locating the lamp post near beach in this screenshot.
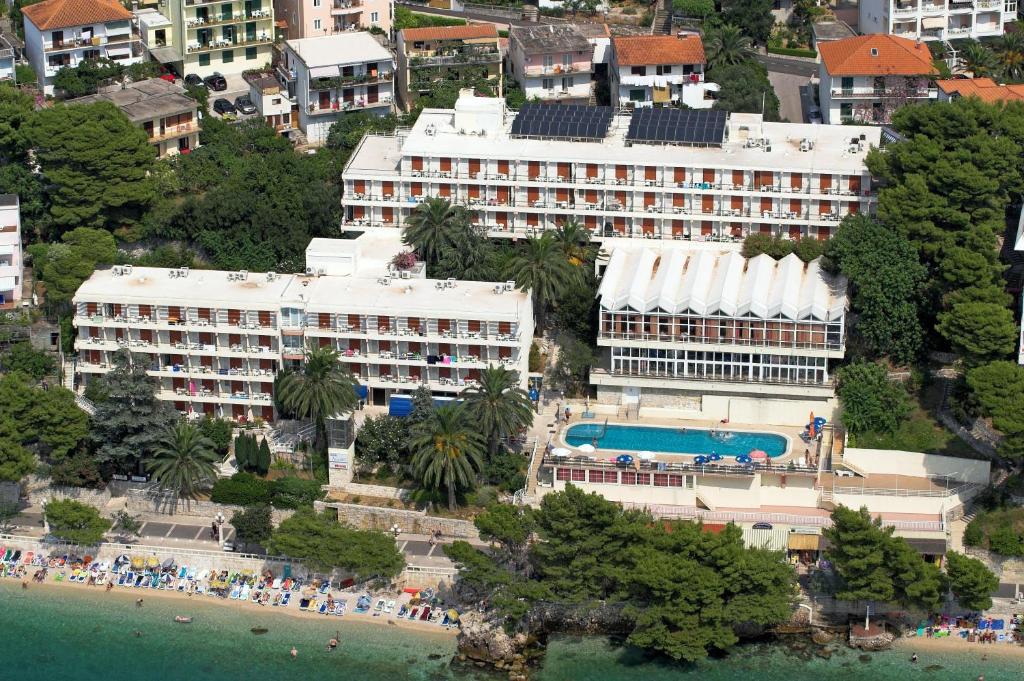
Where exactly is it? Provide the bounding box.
[215,512,225,545]
[41,497,50,535]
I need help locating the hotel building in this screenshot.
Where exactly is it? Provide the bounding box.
[341,92,880,242]
[593,240,847,425]
[72,232,533,420]
[0,195,22,309]
[859,0,1016,41]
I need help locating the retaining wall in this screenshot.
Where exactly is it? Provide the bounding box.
[318,502,479,539]
[331,482,411,501]
[124,493,295,525]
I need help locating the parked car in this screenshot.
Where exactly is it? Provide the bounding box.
[234,94,257,115]
[213,98,237,116]
[184,74,205,89]
[204,73,227,91]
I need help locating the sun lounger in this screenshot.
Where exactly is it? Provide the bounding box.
[374,599,385,612]
[334,602,346,616]
[385,600,395,613]
[178,566,188,579]
[409,607,420,620]
[281,592,291,606]
[397,604,409,618]
[271,578,281,589]
[298,598,312,611]
[230,586,242,600]
[419,606,431,621]
[318,601,329,614]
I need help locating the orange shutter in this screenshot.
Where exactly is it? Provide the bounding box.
[644,193,655,207]
[701,195,713,212]
[644,166,656,181]
[497,160,510,175]
[382,181,394,196]
[586,163,598,178]
[673,167,686,184]
[819,174,832,190]
[353,180,366,194]
[615,165,627,180]
[791,172,803,190]
[732,169,743,186]
[468,158,481,175]
[702,168,715,183]
[468,185,481,198]
[849,176,861,193]
[411,156,423,170]
[438,184,451,197]
[528,161,541,179]
[439,157,452,172]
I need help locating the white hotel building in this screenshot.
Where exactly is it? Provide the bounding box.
[593,240,847,425]
[341,92,880,242]
[72,233,533,421]
[859,0,1016,41]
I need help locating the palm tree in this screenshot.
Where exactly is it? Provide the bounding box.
[147,422,219,500]
[275,347,357,451]
[410,404,486,511]
[998,32,1024,81]
[705,24,754,69]
[959,41,998,78]
[462,366,534,460]
[553,218,593,267]
[505,233,580,329]
[402,197,471,266]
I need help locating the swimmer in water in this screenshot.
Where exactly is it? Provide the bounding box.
[290,646,298,659]
[910,653,918,663]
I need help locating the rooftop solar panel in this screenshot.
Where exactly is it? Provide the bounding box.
[625,108,727,147]
[510,103,614,142]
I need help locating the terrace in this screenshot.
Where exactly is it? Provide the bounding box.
[409,46,501,68]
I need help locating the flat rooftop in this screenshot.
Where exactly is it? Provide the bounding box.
[75,267,298,308]
[286,32,392,68]
[69,78,196,123]
[347,95,881,175]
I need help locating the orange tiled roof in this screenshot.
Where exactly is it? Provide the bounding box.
[612,35,705,67]
[819,34,936,76]
[936,77,1024,103]
[22,0,131,30]
[401,23,498,43]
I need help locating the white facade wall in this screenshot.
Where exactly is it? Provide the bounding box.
[859,0,1017,41]
[25,18,141,95]
[0,197,22,307]
[610,65,716,109]
[818,64,938,124]
[843,448,991,484]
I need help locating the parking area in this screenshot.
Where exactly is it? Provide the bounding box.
[767,69,814,123]
[136,520,234,544]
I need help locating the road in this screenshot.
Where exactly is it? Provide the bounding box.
[767,70,814,123]
[756,53,818,78]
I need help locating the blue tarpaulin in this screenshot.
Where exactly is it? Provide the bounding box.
[388,394,462,417]
[355,384,368,399]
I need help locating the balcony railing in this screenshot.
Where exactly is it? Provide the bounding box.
[186,10,272,28]
[186,34,272,53]
[308,95,392,114]
[542,454,821,479]
[946,25,972,35]
[598,330,843,352]
[149,124,200,143]
[409,49,501,67]
[45,31,140,51]
[331,0,362,13]
[591,366,833,389]
[524,63,588,76]
[892,4,918,15]
[309,70,393,90]
[832,86,937,98]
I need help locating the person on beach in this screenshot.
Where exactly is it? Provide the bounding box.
[290,646,298,659]
[136,598,144,608]
[106,582,113,592]
[21,581,28,590]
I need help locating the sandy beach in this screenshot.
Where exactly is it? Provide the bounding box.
[9,572,457,639]
[893,633,1024,660]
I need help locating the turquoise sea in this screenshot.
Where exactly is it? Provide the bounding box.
[0,582,1018,681]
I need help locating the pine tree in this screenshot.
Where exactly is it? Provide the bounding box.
[258,439,272,476]
[234,434,248,471]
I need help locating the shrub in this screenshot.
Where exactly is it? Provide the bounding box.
[962,517,984,547]
[766,45,817,59]
[198,417,233,456]
[269,476,324,509]
[528,342,543,372]
[988,523,1024,556]
[210,472,272,506]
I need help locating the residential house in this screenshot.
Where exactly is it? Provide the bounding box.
[273,0,391,40]
[859,0,1016,41]
[67,78,199,158]
[134,8,176,67]
[508,24,593,103]
[245,71,297,135]
[161,0,276,79]
[937,76,1024,103]
[396,23,501,112]
[0,195,22,309]
[0,34,15,81]
[342,91,880,242]
[276,32,394,144]
[818,35,938,124]
[22,0,142,96]
[609,35,716,109]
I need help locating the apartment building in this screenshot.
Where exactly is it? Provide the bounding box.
[162,0,275,79]
[245,71,297,134]
[859,0,1016,41]
[22,0,142,95]
[0,195,22,309]
[273,0,391,40]
[71,232,533,421]
[342,91,880,242]
[134,8,176,66]
[818,35,938,124]
[609,35,717,109]
[68,78,199,158]
[0,34,15,82]
[396,24,502,112]
[508,24,593,103]
[277,32,394,144]
[592,239,848,425]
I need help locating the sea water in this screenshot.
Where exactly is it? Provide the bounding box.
[1,583,1019,681]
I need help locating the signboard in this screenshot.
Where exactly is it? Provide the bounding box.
[328,451,348,470]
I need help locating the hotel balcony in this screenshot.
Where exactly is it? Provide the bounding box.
[409,47,502,68]
[892,3,918,16]
[308,94,392,114]
[831,86,937,98]
[44,30,140,52]
[148,123,200,144]
[308,70,393,91]
[331,0,363,15]
[186,34,272,53]
[524,63,590,76]
[186,10,273,28]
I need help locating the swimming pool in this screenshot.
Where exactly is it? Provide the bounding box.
[564,423,789,458]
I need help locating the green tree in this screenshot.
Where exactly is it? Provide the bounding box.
[997,31,1024,80]
[44,498,111,545]
[837,362,912,435]
[0,82,34,162]
[257,438,272,476]
[474,503,535,568]
[0,372,88,461]
[275,347,357,453]
[90,350,179,474]
[958,41,998,77]
[742,233,794,260]
[824,506,896,604]
[33,227,117,309]
[233,434,250,472]
[825,216,926,364]
[269,507,405,578]
[1,342,56,380]
[705,24,756,67]
[0,163,50,241]
[945,550,999,611]
[26,102,156,232]
[462,365,533,460]
[937,302,1017,365]
[707,61,781,121]
[230,504,273,550]
[506,233,579,329]
[673,0,713,17]
[210,471,272,505]
[550,335,596,397]
[963,517,984,547]
[987,523,1024,556]
[886,537,944,611]
[410,404,486,510]
[402,197,473,266]
[51,58,124,98]
[355,414,409,472]
[552,218,595,267]
[966,361,1024,455]
[197,417,233,457]
[0,421,36,483]
[269,476,324,509]
[721,0,774,43]
[109,509,142,539]
[147,421,220,500]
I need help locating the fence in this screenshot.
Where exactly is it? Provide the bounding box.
[619,504,944,532]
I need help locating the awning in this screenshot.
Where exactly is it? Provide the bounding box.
[0,243,13,255]
[921,17,945,29]
[148,46,181,64]
[787,533,822,551]
[0,275,16,290]
[310,65,340,79]
[904,538,947,555]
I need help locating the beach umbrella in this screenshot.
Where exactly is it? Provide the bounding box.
[146,556,159,568]
[551,447,572,458]
[749,449,768,460]
[709,453,723,462]
[694,455,708,465]
[447,609,460,622]
[162,557,175,569]
[616,454,634,465]
[638,451,656,461]
[578,443,596,454]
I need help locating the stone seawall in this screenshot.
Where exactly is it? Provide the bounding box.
[318,502,479,539]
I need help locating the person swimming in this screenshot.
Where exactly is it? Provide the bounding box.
[290,646,298,659]
[910,653,918,663]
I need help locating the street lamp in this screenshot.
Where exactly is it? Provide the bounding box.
[41,497,51,535]
[215,512,225,544]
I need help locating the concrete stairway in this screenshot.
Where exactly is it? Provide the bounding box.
[650,0,673,36]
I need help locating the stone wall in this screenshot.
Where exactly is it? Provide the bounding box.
[0,482,19,508]
[330,482,410,501]
[125,492,295,525]
[318,501,479,539]
[22,476,112,507]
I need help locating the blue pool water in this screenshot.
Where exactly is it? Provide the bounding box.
[564,424,788,458]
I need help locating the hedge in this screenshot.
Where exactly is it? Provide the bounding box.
[766,45,817,59]
[210,472,325,509]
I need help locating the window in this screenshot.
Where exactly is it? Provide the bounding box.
[840,102,853,121]
[561,76,573,90]
[629,89,646,102]
[653,473,669,487]
[222,49,233,63]
[556,468,571,481]
[246,47,257,60]
[313,0,320,5]
[199,53,210,66]
[631,65,646,76]
[621,471,637,485]
[543,54,553,67]
[314,19,321,29]
[542,78,554,90]
[570,469,585,482]
[656,65,672,75]
[636,473,651,485]
[371,11,379,21]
